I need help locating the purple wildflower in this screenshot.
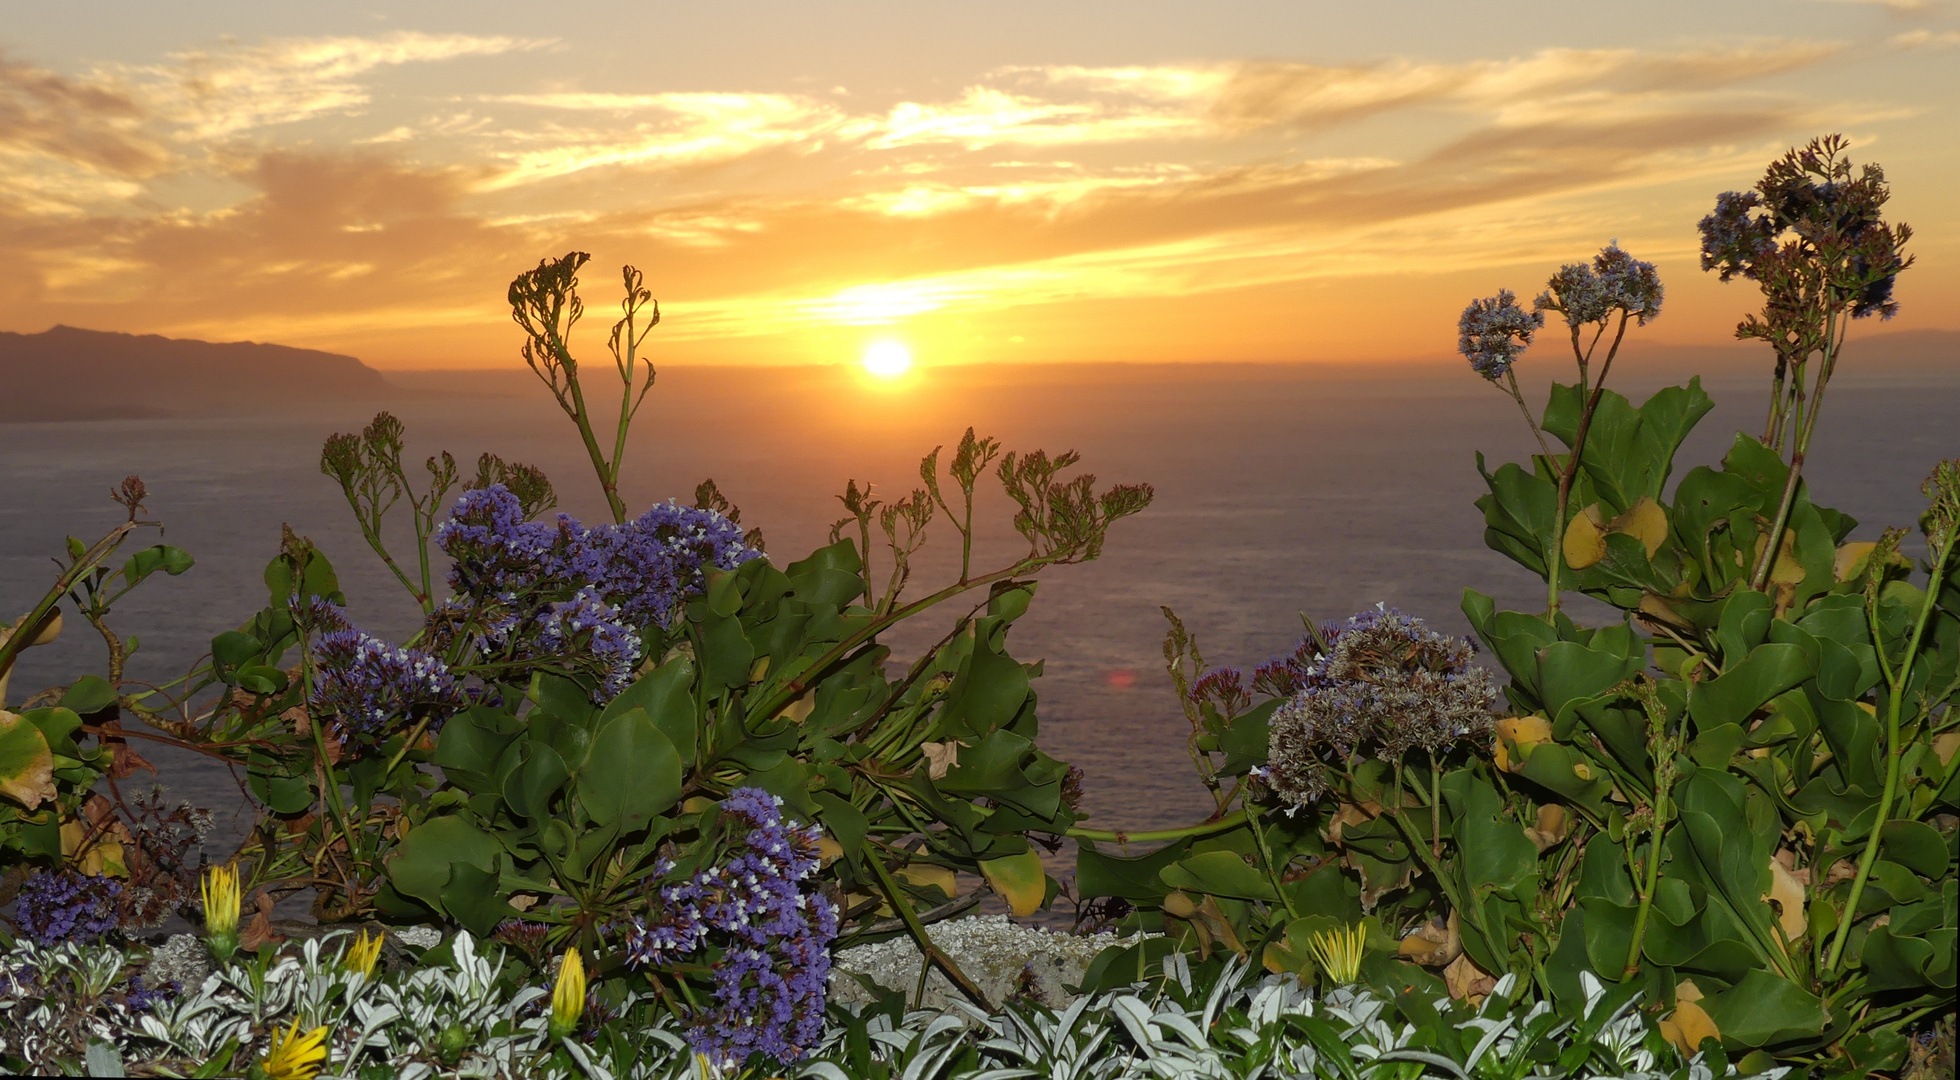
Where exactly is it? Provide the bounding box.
[1457,290,1544,381]
[1697,190,1778,282]
[124,975,174,1012]
[14,870,122,946]
[436,485,575,601]
[313,614,467,739]
[573,502,759,629]
[533,587,642,698]
[622,788,837,1067]
[1534,242,1664,328]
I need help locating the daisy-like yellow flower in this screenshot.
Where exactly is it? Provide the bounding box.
[256,1018,329,1080]
[549,948,586,1041]
[340,930,383,979]
[202,862,241,962]
[1308,922,1368,985]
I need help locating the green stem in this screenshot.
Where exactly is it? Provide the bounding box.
[1428,751,1444,860]
[0,519,149,685]
[1246,807,1300,920]
[1825,526,1954,973]
[1622,815,1669,978]
[380,714,435,781]
[1752,310,1846,591]
[1066,809,1249,845]
[865,851,988,1008]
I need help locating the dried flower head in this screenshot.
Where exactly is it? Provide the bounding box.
[1266,607,1497,807]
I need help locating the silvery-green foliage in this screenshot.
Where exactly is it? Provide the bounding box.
[2,933,1783,1080]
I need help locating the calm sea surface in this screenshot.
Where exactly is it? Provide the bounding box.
[4,358,1956,903]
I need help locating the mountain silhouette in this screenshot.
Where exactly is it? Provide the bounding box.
[0,325,388,421]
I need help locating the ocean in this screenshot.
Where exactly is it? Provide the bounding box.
[3,355,1956,912]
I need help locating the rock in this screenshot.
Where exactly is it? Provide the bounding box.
[829,914,1149,1012]
[141,934,209,991]
[391,925,442,949]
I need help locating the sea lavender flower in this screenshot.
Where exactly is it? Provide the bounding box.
[1535,243,1664,328]
[312,615,467,739]
[1457,290,1544,381]
[436,484,575,600]
[532,587,642,698]
[1266,608,1497,808]
[1697,190,1777,282]
[14,870,123,946]
[575,502,759,629]
[622,787,838,1066]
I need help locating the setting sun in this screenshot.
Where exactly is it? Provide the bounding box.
[862,340,913,378]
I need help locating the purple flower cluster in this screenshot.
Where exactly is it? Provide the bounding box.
[1697,190,1779,283]
[1534,243,1664,329]
[1263,607,1498,807]
[622,788,838,1066]
[534,588,642,697]
[438,486,757,632]
[14,870,122,946]
[312,613,467,740]
[1457,289,1544,381]
[437,486,578,602]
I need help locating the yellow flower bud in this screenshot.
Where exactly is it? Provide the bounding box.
[341,930,382,979]
[550,948,586,1040]
[202,862,241,961]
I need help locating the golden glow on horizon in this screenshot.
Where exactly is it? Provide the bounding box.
[862,339,913,378]
[0,18,1953,367]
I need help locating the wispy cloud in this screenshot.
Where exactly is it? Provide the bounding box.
[125,32,547,139]
[0,26,1941,364]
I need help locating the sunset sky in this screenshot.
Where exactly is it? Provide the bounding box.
[1,1,1956,368]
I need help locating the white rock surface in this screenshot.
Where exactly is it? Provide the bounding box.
[829,914,1148,1011]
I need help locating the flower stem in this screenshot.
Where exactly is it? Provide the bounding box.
[1824,522,1953,974]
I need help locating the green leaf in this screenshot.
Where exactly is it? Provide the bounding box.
[122,544,194,587]
[501,742,570,821]
[578,709,683,828]
[56,676,117,716]
[1076,838,1194,903]
[438,858,518,937]
[1452,775,1538,898]
[602,657,698,765]
[433,707,522,781]
[387,815,501,909]
[1877,819,1949,879]
[529,673,596,724]
[1688,644,1812,730]
[701,614,756,690]
[210,631,262,672]
[1697,969,1826,1048]
[934,618,1031,739]
[1159,849,1279,903]
[0,713,55,811]
[785,539,865,607]
[811,791,867,860]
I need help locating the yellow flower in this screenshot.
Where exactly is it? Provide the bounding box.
[341,930,382,979]
[202,862,241,961]
[1308,922,1367,985]
[549,948,586,1040]
[258,1018,329,1080]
